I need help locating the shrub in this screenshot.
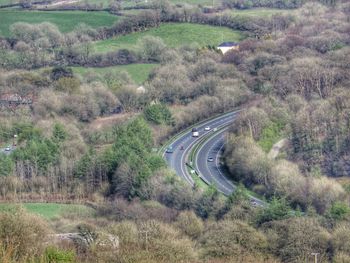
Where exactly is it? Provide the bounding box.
[144,103,174,125]
[50,67,73,81]
[44,246,76,263]
[0,154,13,177]
[200,220,267,259]
[332,223,350,255]
[55,77,80,94]
[255,197,291,225]
[328,202,350,221]
[175,211,204,239]
[264,217,330,262]
[0,208,49,261]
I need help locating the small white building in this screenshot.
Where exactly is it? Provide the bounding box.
[217,42,240,54]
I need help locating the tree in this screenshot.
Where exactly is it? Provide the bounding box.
[200,219,267,259]
[328,202,350,221]
[255,197,291,225]
[264,217,330,262]
[55,77,80,94]
[0,208,49,261]
[52,123,67,143]
[175,211,203,239]
[137,36,166,62]
[0,155,13,177]
[144,103,174,125]
[50,67,73,81]
[332,223,350,256]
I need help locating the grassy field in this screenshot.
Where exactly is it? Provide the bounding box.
[0,10,119,37]
[93,23,244,53]
[0,0,18,6]
[0,203,95,219]
[229,8,295,17]
[72,63,157,84]
[170,0,219,5]
[73,0,150,8]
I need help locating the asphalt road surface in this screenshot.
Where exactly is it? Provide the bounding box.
[163,111,238,188]
[163,111,264,206]
[195,127,235,195]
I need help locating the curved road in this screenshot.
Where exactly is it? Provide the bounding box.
[195,127,235,195]
[163,111,238,192]
[163,111,264,206]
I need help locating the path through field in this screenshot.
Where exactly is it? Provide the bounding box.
[268,138,287,159]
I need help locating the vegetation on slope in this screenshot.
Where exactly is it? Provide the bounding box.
[0,0,349,262]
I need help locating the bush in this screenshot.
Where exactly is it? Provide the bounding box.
[264,217,330,262]
[200,220,267,259]
[144,103,174,125]
[175,211,204,239]
[328,202,350,221]
[50,67,73,81]
[44,246,76,263]
[0,154,13,177]
[55,77,80,94]
[255,197,291,225]
[0,208,49,261]
[332,223,350,255]
[137,36,166,63]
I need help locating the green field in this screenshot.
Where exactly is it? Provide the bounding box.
[229,8,295,17]
[73,0,150,8]
[76,0,215,8]
[0,0,18,6]
[170,0,219,5]
[93,23,244,53]
[72,63,158,84]
[0,10,119,37]
[0,203,95,219]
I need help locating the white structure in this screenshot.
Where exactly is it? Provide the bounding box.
[137,85,146,94]
[217,42,240,54]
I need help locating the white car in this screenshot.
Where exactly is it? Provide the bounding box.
[5,146,11,151]
[213,127,218,132]
[204,126,211,131]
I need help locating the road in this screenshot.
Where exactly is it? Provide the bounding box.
[163,111,264,206]
[195,127,235,195]
[163,111,238,189]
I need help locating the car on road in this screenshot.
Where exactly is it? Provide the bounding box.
[192,128,199,137]
[213,127,218,132]
[207,157,214,162]
[166,146,174,153]
[5,146,11,151]
[204,126,210,131]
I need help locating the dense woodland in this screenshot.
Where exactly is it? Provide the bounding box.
[1,0,350,262]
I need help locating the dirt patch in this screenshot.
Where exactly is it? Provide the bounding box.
[88,113,135,131]
[268,138,288,159]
